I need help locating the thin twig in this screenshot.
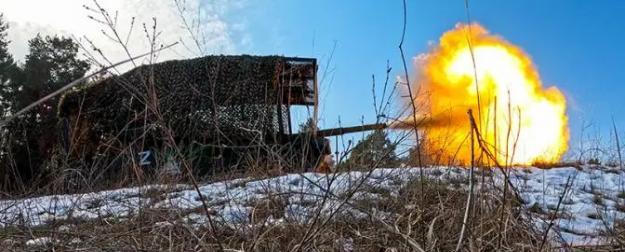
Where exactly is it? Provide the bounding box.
[398,0,425,246]
[456,109,477,251]
[539,174,575,251]
[611,116,623,192]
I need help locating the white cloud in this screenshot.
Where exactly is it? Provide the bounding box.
[0,0,245,70]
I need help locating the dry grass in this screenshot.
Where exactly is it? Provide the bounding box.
[0,175,544,251]
[1,1,623,251]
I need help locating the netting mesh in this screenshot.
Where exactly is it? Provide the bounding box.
[54,55,326,176]
[59,55,296,145]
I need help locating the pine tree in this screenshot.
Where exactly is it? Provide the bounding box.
[15,34,90,111]
[9,34,90,155]
[341,130,399,168]
[4,34,89,189]
[0,14,17,117]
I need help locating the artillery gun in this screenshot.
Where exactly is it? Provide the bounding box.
[57,55,388,176]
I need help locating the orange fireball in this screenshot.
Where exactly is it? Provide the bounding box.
[409,23,568,165]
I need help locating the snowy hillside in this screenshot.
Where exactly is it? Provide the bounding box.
[1,166,624,247]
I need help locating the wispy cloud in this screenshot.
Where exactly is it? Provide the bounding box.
[0,0,246,68]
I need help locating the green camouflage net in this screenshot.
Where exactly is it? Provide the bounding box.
[59,55,293,146]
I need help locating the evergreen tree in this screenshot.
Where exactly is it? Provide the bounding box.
[4,34,89,189]
[15,34,90,112]
[0,14,18,117]
[403,145,423,167]
[341,130,399,168]
[9,34,90,153]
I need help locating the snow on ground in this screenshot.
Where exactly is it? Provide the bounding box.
[1,165,624,246]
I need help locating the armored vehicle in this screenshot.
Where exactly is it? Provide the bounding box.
[58,55,385,177]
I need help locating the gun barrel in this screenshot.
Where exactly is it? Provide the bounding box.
[315,123,387,137]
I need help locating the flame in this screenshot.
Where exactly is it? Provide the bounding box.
[403,23,568,165]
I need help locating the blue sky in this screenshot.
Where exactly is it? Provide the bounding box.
[221,0,625,157]
[2,0,624,159]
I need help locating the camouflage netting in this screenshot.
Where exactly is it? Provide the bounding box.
[59,55,292,144]
[57,55,320,176]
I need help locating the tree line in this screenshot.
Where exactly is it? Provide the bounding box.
[0,14,90,191]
